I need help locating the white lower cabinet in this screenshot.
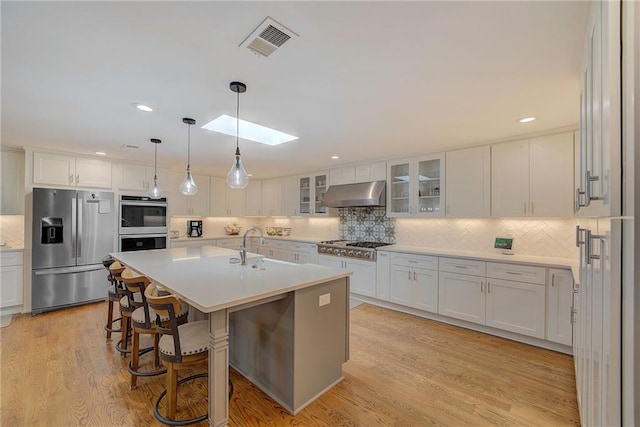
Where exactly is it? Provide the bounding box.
[0,251,24,309]
[254,239,318,265]
[438,271,486,323]
[318,255,376,297]
[485,278,545,339]
[546,268,574,345]
[216,238,243,249]
[390,253,438,313]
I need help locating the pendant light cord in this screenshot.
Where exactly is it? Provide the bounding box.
[187,122,191,170]
[153,141,158,179]
[235,88,240,155]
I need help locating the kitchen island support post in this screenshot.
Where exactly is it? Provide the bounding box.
[209,309,229,427]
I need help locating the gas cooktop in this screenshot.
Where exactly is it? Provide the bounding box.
[317,240,391,260]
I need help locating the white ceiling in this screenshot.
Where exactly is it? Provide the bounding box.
[1,1,589,179]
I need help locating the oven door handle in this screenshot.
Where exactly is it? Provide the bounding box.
[120,233,168,239]
[120,201,167,208]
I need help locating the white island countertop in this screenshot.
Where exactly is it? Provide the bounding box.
[111,245,351,313]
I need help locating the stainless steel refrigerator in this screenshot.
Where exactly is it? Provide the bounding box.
[31,187,115,313]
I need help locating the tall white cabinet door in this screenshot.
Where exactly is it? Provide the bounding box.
[529,133,575,217]
[348,259,376,297]
[1,150,25,214]
[376,251,391,301]
[413,267,438,313]
[445,146,491,217]
[190,174,210,216]
[33,152,74,186]
[262,178,282,216]
[485,279,545,339]
[245,180,262,216]
[438,271,485,324]
[226,187,246,217]
[74,158,112,188]
[546,268,574,345]
[282,176,298,216]
[491,140,529,217]
[209,177,228,217]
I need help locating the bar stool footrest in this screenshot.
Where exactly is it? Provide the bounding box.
[153,373,208,426]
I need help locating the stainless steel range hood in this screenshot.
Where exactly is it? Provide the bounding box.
[321,181,386,208]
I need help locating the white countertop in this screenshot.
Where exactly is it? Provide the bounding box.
[111,246,350,313]
[379,244,579,283]
[170,235,324,244]
[0,247,23,252]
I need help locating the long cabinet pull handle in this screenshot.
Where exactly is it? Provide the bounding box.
[551,273,555,287]
[455,265,468,269]
[575,188,586,211]
[575,225,585,247]
[408,271,411,280]
[75,175,80,184]
[69,174,74,184]
[413,271,417,281]
[480,281,484,293]
[505,271,522,275]
[586,171,602,202]
[487,282,491,294]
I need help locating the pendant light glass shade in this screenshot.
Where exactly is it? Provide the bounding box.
[180,117,198,195]
[148,138,163,199]
[226,148,249,189]
[226,81,249,189]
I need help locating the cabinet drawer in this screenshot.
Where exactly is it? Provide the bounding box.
[486,262,546,285]
[290,243,316,254]
[439,257,486,276]
[0,251,23,267]
[390,252,438,270]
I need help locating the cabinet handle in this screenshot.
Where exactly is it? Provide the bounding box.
[408,271,411,280]
[487,282,491,294]
[446,205,450,215]
[575,188,586,211]
[505,271,522,275]
[575,225,586,247]
[551,273,555,287]
[75,175,80,184]
[587,231,605,263]
[69,174,74,184]
[585,171,602,202]
[531,202,534,215]
[480,281,484,293]
[454,265,468,269]
[413,271,417,281]
[524,202,527,215]
[570,308,577,324]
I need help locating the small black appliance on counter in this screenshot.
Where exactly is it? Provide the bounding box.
[188,220,203,237]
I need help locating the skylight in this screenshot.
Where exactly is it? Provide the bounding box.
[201,115,298,146]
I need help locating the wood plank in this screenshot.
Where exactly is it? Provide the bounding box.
[0,302,579,426]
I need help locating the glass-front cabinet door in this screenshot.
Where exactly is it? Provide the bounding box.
[388,159,412,216]
[298,172,328,216]
[416,154,444,216]
[387,155,444,217]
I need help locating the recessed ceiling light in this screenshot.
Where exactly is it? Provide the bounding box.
[95,151,106,156]
[201,114,298,146]
[517,116,536,123]
[331,156,340,159]
[132,103,153,112]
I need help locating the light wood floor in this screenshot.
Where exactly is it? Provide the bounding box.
[1,301,580,426]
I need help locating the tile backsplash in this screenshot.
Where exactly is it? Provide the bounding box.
[0,215,25,248]
[338,207,396,243]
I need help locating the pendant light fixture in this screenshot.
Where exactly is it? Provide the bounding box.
[226,81,249,189]
[148,138,163,199]
[179,117,198,195]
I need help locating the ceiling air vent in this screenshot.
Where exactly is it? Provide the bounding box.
[239,17,298,57]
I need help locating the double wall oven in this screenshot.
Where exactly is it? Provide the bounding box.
[119,195,168,251]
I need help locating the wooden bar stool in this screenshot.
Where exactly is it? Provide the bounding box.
[110,261,139,355]
[102,256,122,339]
[145,282,211,426]
[121,269,188,390]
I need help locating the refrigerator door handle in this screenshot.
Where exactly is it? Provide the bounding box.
[34,264,103,275]
[71,196,77,259]
[77,198,83,259]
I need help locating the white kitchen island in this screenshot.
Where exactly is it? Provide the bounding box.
[111,246,351,427]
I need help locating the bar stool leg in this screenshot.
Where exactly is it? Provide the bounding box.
[167,364,178,420]
[130,329,140,389]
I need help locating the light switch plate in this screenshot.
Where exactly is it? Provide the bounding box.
[319,293,331,307]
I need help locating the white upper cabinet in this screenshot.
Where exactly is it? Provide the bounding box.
[1,150,25,214]
[33,152,112,189]
[209,177,246,217]
[117,163,170,193]
[329,166,355,186]
[492,140,530,217]
[356,161,387,183]
[261,178,283,216]
[492,132,574,218]
[387,155,444,217]
[575,0,621,217]
[169,171,210,216]
[245,180,263,216]
[298,172,329,216]
[529,133,575,217]
[281,175,299,216]
[445,146,490,217]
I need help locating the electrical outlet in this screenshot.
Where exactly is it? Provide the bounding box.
[319,293,331,307]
